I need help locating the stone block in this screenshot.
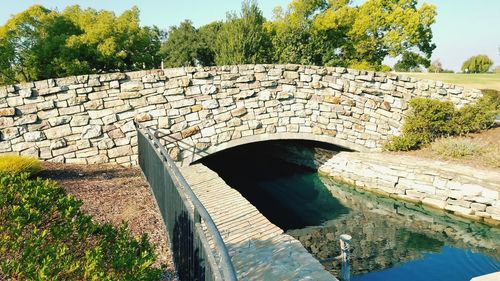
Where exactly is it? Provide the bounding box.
[236,75,255,83]
[445,204,474,216]
[181,126,200,138]
[81,125,102,139]
[135,113,152,122]
[121,81,144,92]
[231,107,247,117]
[422,198,447,209]
[202,99,219,109]
[50,138,67,150]
[108,145,133,159]
[0,108,16,117]
[45,125,72,139]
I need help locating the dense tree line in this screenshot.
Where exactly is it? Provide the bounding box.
[161,0,436,72]
[0,0,437,85]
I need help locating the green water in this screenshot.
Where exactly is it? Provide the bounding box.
[201,142,500,280]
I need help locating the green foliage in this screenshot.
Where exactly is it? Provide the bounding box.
[386,92,499,151]
[160,20,200,67]
[0,5,161,85]
[0,155,42,176]
[403,98,456,144]
[461,55,493,73]
[0,173,161,280]
[263,0,437,69]
[197,21,223,66]
[383,135,420,151]
[431,138,483,158]
[453,90,499,134]
[214,0,273,65]
[2,0,439,84]
[265,0,328,65]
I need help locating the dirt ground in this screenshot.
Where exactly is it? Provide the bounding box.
[393,126,500,170]
[39,162,177,280]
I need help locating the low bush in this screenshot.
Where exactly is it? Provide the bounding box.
[386,90,499,151]
[454,90,499,134]
[0,172,161,280]
[430,138,483,158]
[0,155,42,176]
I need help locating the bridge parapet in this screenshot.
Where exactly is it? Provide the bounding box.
[0,65,482,166]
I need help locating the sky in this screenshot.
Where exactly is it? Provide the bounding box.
[0,0,499,72]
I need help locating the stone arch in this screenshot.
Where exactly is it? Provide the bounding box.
[0,65,482,166]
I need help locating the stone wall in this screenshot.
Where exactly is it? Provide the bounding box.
[319,152,500,226]
[0,65,482,166]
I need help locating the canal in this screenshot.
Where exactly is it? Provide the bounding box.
[200,141,500,281]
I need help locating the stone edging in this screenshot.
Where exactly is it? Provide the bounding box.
[318,152,500,226]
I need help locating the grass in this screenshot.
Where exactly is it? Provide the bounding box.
[430,138,483,158]
[397,72,500,91]
[397,127,500,169]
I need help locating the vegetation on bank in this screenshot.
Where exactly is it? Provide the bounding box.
[385,90,500,151]
[0,157,161,280]
[0,0,437,85]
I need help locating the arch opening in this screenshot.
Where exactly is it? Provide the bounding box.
[195,138,351,230]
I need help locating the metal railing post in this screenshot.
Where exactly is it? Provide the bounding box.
[340,234,352,281]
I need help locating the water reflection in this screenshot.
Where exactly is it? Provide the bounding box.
[289,176,500,277]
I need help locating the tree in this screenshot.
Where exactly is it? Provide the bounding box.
[427,59,443,73]
[265,0,330,65]
[197,21,223,66]
[61,6,162,73]
[0,5,78,84]
[0,5,161,85]
[461,55,493,73]
[160,20,200,67]
[266,0,437,70]
[214,0,273,65]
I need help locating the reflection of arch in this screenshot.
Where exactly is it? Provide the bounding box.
[177,133,368,166]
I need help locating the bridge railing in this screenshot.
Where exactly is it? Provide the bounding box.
[135,122,237,281]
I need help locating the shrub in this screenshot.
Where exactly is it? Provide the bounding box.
[431,138,483,158]
[0,155,42,176]
[401,98,456,144]
[453,90,499,134]
[384,135,420,151]
[386,91,499,151]
[0,173,161,280]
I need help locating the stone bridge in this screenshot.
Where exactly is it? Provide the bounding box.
[0,64,481,166]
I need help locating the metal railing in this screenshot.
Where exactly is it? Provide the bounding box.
[135,122,237,281]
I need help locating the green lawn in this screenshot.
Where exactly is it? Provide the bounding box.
[397,72,500,91]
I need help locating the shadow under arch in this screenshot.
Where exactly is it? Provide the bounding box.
[178,132,369,166]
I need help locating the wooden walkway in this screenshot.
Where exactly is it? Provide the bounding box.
[180,164,337,281]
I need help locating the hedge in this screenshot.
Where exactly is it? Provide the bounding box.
[0,172,161,280]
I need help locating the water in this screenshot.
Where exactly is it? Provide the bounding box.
[200,141,500,281]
